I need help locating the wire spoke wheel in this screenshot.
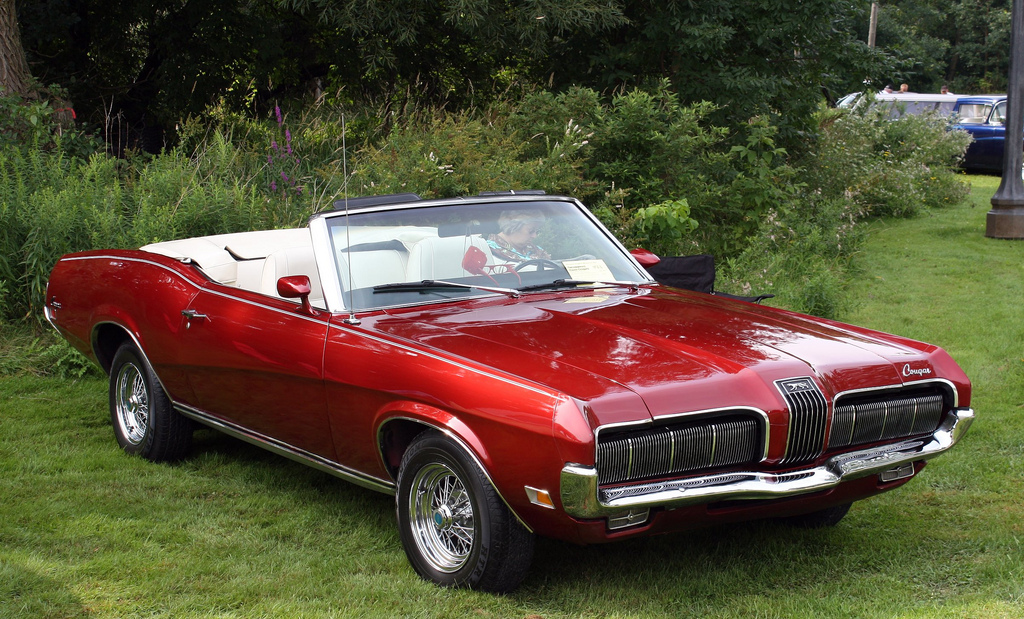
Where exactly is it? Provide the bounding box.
[108,342,192,461]
[408,462,476,573]
[114,361,149,445]
[396,431,535,591]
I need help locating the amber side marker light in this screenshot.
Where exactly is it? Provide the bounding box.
[525,486,556,509]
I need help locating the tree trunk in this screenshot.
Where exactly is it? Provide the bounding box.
[0,0,33,96]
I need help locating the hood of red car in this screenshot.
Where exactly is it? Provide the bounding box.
[369,286,938,426]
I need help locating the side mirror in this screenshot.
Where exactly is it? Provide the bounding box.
[277,275,317,315]
[629,248,661,266]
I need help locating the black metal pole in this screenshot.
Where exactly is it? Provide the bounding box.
[989,0,1024,238]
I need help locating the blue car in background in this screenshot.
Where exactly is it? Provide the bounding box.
[953,96,1022,173]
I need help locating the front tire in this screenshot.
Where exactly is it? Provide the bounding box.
[109,342,192,461]
[396,431,534,592]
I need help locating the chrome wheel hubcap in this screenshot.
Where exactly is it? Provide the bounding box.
[115,362,149,445]
[409,462,475,573]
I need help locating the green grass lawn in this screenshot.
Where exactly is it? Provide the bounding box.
[2,176,1023,618]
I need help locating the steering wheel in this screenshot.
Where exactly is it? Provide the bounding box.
[514,259,561,272]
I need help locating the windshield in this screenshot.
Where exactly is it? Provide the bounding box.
[956,103,994,124]
[991,101,1007,124]
[322,199,649,311]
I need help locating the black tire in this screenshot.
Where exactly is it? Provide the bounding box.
[782,502,852,528]
[109,342,192,462]
[396,431,535,592]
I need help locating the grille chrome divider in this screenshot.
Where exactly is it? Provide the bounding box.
[775,377,829,465]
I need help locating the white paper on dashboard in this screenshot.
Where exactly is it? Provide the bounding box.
[562,259,615,282]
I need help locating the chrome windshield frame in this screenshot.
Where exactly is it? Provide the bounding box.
[307,195,654,314]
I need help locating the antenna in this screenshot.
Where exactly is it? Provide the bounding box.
[340,114,360,326]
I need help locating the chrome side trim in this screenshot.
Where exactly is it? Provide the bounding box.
[199,284,328,326]
[561,407,974,519]
[177,404,395,494]
[60,253,205,281]
[43,303,61,334]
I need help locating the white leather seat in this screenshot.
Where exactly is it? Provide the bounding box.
[338,248,408,291]
[260,246,325,308]
[405,235,491,281]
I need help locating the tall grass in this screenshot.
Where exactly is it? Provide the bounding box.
[0,138,311,321]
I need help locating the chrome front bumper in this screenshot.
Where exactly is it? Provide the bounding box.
[560,407,974,519]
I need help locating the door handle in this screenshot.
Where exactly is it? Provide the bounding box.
[181,309,209,328]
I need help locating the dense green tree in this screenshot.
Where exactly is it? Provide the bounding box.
[17,0,627,149]
[872,0,1011,93]
[16,0,1014,154]
[277,0,628,104]
[541,0,892,146]
[18,0,315,150]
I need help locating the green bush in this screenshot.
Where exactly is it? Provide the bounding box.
[717,106,970,318]
[350,110,588,198]
[718,197,864,318]
[0,88,103,159]
[803,106,971,218]
[0,85,972,327]
[595,198,700,257]
[584,86,723,211]
[511,83,727,207]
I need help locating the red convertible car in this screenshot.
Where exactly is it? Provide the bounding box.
[45,192,974,592]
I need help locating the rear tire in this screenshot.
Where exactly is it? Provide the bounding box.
[396,431,534,592]
[782,502,852,528]
[109,342,192,461]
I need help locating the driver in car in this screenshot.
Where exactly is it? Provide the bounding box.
[486,210,551,262]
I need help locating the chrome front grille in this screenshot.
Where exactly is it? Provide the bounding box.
[828,391,945,450]
[776,378,829,465]
[597,416,761,485]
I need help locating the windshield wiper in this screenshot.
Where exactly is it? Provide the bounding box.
[517,279,642,293]
[373,280,520,298]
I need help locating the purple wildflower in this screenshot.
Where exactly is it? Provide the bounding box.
[275,105,282,126]
[271,140,278,151]
[281,172,289,182]
[271,181,277,192]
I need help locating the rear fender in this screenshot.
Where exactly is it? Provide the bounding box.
[90,309,145,373]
